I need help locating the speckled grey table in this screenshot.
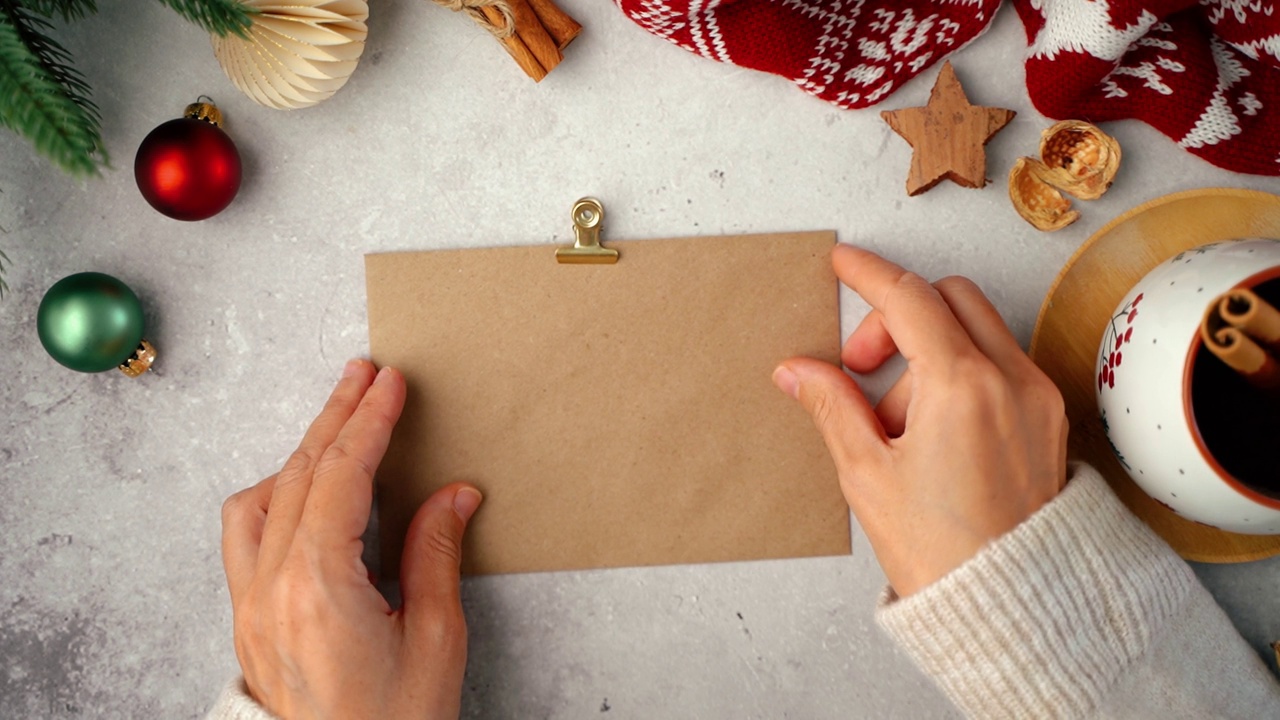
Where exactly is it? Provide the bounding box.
[2,4,1278,719]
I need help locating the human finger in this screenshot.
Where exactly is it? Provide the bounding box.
[258,359,378,570]
[400,483,481,648]
[841,309,899,374]
[773,358,888,471]
[221,474,277,602]
[301,366,407,550]
[831,245,974,365]
[932,276,1032,376]
[874,372,912,438]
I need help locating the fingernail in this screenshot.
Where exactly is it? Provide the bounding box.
[374,366,394,384]
[772,365,799,399]
[453,487,483,522]
[342,359,363,378]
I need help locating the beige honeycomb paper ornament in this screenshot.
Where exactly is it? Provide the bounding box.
[211,0,369,110]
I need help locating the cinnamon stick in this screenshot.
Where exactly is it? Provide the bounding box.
[479,4,547,81]
[1220,288,1280,353]
[474,0,576,81]
[509,0,561,74]
[527,0,582,49]
[1202,301,1280,391]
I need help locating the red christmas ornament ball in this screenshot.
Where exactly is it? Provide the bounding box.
[135,103,241,221]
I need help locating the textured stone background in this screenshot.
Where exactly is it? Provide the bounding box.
[2,3,1278,718]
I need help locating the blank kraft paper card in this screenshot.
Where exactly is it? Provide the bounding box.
[366,230,849,575]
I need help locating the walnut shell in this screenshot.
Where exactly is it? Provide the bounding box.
[1037,120,1121,200]
[1009,157,1080,232]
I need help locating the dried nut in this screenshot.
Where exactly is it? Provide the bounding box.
[1037,120,1121,200]
[1009,157,1080,232]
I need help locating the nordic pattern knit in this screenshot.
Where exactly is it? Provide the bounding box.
[615,0,1280,175]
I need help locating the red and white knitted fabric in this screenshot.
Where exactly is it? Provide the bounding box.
[616,1,1001,108]
[615,0,1280,175]
[1015,1,1280,175]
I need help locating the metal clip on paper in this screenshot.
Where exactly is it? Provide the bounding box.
[556,198,618,264]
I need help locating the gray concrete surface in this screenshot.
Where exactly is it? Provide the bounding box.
[2,3,1278,718]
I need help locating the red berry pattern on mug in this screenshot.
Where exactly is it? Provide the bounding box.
[1098,293,1142,393]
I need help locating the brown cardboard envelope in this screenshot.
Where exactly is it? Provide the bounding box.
[366,230,849,575]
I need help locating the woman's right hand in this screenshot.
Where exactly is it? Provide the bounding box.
[773,245,1069,597]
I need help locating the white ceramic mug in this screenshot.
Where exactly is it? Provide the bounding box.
[1096,238,1280,534]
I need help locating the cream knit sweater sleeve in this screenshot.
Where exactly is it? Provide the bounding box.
[207,678,275,720]
[877,464,1280,718]
[207,467,1279,719]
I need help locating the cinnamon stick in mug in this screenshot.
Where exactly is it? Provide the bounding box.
[1201,302,1280,392]
[1220,288,1280,353]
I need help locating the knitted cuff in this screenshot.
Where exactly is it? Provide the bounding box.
[205,677,278,720]
[876,465,1197,719]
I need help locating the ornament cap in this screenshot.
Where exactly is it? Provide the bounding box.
[184,99,224,127]
[118,339,157,378]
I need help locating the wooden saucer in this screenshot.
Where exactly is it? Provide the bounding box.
[1030,188,1280,563]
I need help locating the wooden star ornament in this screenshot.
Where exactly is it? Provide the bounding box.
[881,61,1016,196]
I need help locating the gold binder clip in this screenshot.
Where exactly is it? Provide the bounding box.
[556,198,618,264]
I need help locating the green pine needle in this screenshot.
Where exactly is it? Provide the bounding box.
[154,0,254,38]
[0,2,105,176]
[25,0,97,23]
[0,0,254,178]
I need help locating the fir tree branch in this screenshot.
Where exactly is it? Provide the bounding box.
[154,0,254,38]
[0,1,104,176]
[25,0,98,23]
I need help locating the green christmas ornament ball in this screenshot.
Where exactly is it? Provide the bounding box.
[38,272,148,373]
